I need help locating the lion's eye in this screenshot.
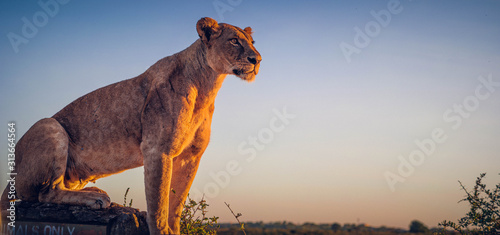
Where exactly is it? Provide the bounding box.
[229,38,239,46]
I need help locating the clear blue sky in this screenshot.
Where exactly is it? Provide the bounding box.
[1,0,500,229]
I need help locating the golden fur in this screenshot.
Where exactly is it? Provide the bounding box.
[1,17,261,234]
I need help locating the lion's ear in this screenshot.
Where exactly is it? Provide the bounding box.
[244,27,253,35]
[196,17,221,45]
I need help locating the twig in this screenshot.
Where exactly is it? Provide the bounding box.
[123,187,130,207]
[224,202,246,235]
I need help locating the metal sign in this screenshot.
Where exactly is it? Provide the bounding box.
[1,221,107,235]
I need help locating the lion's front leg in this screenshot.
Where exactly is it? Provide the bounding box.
[168,122,211,233]
[142,147,175,235]
[168,153,203,232]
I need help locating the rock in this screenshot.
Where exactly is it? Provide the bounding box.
[2,201,149,235]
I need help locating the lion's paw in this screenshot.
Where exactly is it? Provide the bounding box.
[82,192,111,209]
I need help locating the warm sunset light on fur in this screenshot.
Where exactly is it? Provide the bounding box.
[1,1,499,233]
[1,17,261,234]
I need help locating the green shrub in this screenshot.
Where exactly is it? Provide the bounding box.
[180,195,219,235]
[123,189,219,234]
[438,173,499,234]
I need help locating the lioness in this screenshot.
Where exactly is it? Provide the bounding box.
[1,17,261,234]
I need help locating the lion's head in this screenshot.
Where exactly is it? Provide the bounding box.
[196,17,262,82]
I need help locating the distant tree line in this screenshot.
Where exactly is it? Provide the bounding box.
[217,221,413,235]
[186,172,499,235]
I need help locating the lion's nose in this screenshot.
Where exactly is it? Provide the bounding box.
[247,54,261,65]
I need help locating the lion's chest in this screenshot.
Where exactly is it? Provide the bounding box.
[177,107,212,151]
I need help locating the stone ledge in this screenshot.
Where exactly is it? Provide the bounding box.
[2,201,149,235]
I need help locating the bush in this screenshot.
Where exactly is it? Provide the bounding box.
[180,195,219,235]
[123,189,219,234]
[331,222,342,232]
[409,220,428,233]
[438,173,500,234]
